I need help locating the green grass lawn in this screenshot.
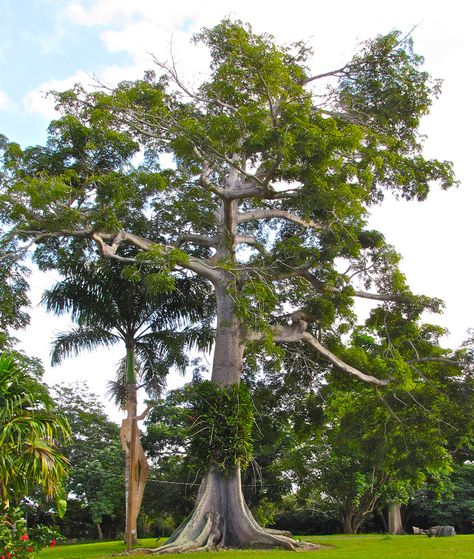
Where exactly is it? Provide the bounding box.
[37,534,474,559]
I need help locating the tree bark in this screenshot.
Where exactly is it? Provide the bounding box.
[123,346,150,551]
[123,451,130,544]
[126,382,139,550]
[342,504,367,534]
[121,385,150,549]
[132,176,323,553]
[143,470,320,554]
[97,523,104,541]
[342,507,357,534]
[388,502,406,535]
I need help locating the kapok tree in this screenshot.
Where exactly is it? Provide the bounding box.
[0,20,457,551]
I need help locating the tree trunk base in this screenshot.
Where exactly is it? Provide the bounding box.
[130,470,322,554]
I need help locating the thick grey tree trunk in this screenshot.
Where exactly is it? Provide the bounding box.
[140,286,319,554]
[388,502,405,535]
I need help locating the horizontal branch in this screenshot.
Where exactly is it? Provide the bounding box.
[301,331,391,386]
[225,184,300,201]
[301,270,403,303]
[238,209,323,230]
[176,234,217,248]
[235,235,269,254]
[271,268,403,303]
[92,232,221,282]
[407,357,468,367]
[351,290,404,302]
[302,64,350,85]
[17,228,221,283]
[245,312,390,386]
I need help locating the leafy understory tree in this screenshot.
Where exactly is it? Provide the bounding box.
[43,259,212,548]
[252,319,474,534]
[51,383,125,540]
[0,20,457,551]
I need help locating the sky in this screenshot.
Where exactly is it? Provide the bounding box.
[1,0,473,422]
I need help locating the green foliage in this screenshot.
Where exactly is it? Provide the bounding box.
[289,371,467,531]
[0,353,70,507]
[0,23,466,539]
[50,384,125,539]
[0,21,456,383]
[336,31,456,202]
[409,463,474,533]
[186,381,254,476]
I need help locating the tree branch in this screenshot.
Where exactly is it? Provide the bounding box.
[302,64,351,84]
[91,232,221,282]
[245,312,389,386]
[151,53,237,112]
[301,270,404,302]
[238,209,322,230]
[18,228,221,283]
[176,234,217,248]
[301,331,391,386]
[224,183,300,201]
[406,357,467,367]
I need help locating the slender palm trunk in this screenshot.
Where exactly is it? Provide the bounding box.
[125,346,139,551]
[122,346,150,550]
[124,452,130,543]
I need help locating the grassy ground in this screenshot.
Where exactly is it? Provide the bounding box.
[37,534,474,559]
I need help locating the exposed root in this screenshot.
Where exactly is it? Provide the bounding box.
[152,512,223,554]
[265,528,294,538]
[128,469,324,554]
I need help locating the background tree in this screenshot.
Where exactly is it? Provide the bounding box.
[407,463,474,533]
[0,239,30,348]
[0,20,457,551]
[50,383,125,540]
[281,314,474,534]
[43,260,212,546]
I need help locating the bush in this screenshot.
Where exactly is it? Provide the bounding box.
[0,508,62,559]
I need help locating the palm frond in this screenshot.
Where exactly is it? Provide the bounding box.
[105,357,128,408]
[50,326,120,365]
[0,352,71,503]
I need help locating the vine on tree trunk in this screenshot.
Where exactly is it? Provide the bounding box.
[187,381,254,477]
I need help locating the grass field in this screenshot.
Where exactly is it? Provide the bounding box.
[37,534,474,559]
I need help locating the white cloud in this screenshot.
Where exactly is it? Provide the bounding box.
[0,90,13,111]
[22,70,92,120]
[63,0,474,94]
[20,65,144,121]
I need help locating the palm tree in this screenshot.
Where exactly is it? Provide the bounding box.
[42,259,212,548]
[0,352,70,508]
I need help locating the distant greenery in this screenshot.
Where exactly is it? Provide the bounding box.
[408,463,474,533]
[53,384,125,541]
